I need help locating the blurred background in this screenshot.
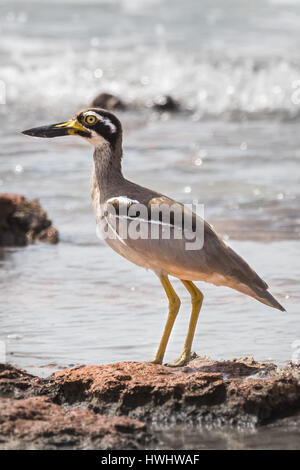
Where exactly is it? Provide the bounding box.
[0,0,299,376]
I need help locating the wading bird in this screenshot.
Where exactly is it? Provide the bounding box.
[23,108,285,366]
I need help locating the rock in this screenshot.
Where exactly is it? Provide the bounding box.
[90,93,180,113]
[0,364,151,450]
[91,93,126,111]
[0,363,43,399]
[1,358,300,448]
[150,95,180,112]
[49,358,300,426]
[0,193,59,247]
[0,396,148,450]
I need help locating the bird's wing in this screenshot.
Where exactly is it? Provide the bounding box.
[152,196,269,287]
[104,194,264,285]
[103,193,284,311]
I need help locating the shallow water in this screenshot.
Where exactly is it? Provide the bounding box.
[0,1,299,381]
[154,414,300,450]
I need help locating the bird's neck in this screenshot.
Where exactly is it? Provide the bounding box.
[93,141,124,199]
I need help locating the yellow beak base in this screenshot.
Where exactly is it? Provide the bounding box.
[55,120,89,135]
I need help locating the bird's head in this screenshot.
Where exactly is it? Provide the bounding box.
[22,108,122,149]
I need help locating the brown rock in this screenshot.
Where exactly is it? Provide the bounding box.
[91,93,126,111]
[1,357,299,449]
[151,95,180,112]
[45,358,300,426]
[0,396,148,450]
[0,193,59,246]
[0,363,43,399]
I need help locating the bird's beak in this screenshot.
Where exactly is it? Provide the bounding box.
[22,120,90,138]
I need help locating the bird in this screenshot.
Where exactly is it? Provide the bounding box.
[22,108,285,367]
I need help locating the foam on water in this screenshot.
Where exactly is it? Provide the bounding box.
[1,0,300,119]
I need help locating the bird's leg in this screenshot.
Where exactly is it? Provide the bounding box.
[150,275,181,365]
[168,280,203,367]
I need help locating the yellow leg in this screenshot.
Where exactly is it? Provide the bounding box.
[168,280,203,367]
[151,275,181,364]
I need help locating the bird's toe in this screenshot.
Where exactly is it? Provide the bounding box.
[148,358,163,365]
[166,354,190,367]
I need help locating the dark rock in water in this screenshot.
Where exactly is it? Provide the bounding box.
[91,92,126,111]
[0,396,148,450]
[90,92,180,113]
[0,193,59,247]
[151,95,180,112]
[1,357,300,449]
[0,363,43,399]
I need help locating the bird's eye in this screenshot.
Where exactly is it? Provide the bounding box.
[82,114,98,126]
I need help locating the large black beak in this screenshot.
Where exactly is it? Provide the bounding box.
[22,120,90,138]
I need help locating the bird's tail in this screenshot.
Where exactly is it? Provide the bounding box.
[251,286,286,312]
[232,282,286,312]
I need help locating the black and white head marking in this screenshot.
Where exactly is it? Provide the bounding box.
[76,108,121,148]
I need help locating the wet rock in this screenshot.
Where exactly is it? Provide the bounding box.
[48,357,300,426]
[150,95,180,112]
[90,92,180,113]
[0,363,43,399]
[91,92,126,111]
[187,355,276,377]
[0,364,151,449]
[0,193,59,247]
[1,356,299,449]
[0,396,148,450]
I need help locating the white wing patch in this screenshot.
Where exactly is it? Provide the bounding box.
[106,196,140,205]
[105,197,181,229]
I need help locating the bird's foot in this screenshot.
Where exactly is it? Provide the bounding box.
[148,358,163,365]
[167,351,190,367]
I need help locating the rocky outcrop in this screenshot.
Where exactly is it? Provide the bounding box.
[0,396,148,450]
[91,93,126,111]
[90,92,180,113]
[48,358,300,426]
[1,357,299,449]
[0,364,150,450]
[0,193,59,246]
[0,363,42,399]
[150,95,180,112]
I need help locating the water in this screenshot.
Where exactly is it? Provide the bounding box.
[0,1,300,380]
[154,414,300,449]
